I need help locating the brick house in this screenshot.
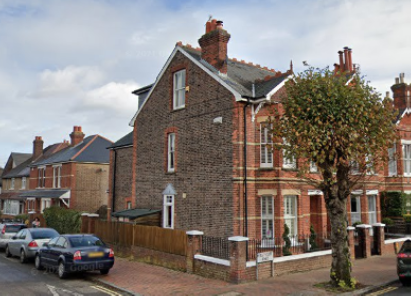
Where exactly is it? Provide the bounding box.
[0,138,68,219]
[21,126,112,214]
[120,19,396,239]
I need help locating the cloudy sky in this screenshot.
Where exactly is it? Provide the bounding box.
[1,0,410,167]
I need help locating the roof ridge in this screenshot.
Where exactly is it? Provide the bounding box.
[71,135,98,161]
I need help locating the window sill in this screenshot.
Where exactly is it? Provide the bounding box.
[282,167,298,171]
[259,167,274,171]
[166,171,176,175]
[172,106,185,112]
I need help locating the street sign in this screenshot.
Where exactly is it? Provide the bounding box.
[257,251,273,263]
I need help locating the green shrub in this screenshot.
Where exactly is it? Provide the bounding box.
[14,213,29,223]
[380,191,406,217]
[403,214,411,223]
[43,206,82,234]
[352,221,363,227]
[309,225,319,251]
[282,223,292,256]
[381,217,394,225]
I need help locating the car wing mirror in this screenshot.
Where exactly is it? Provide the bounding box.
[11,236,17,240]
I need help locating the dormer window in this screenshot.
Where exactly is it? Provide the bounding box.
[173,69,186,109]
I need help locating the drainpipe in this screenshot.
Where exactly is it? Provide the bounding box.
[243,99,249,239]
[111,149,117,216]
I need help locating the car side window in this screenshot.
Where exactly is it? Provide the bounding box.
[15,229,24,239]
[19,229,27,239]
[55,237,66,248]
[48,237,59,247]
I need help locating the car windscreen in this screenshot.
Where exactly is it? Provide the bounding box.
[31,230,59,240]
[5,225,27,233]
[68,236,105,247]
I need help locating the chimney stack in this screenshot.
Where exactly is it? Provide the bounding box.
[395,77,400,84]
[198,19,231,74]
[70,126,85,146]
[33,136,44,160]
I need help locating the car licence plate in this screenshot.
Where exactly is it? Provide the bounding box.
[88,252,104,258]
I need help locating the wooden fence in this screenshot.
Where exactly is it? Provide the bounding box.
[94,221,187,256]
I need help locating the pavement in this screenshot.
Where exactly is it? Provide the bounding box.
[89,253,399,296]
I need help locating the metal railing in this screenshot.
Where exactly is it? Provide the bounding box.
[201,236,230,260]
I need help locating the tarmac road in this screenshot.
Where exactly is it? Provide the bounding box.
[0,252,129,296]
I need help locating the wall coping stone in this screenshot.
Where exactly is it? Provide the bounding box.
[87,214,99,218]
[385,237,411,244]
[186,230,204,236]
[228,236,249,242]
[372,223,386,227]
[194,254,230,266]
[272,250,332,263]
[347,226,355,230]
[356,224,371,229]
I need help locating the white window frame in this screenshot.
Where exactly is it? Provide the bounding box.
[4,200,19,215]
[38,166,46,188]
[350,195,362,224]
[27,198,36,212]
[388,144,397,176]
[261,195,274,239]
[167,133,175,172]
[403,140,411,177]
[284,195,298,236]
[163,195,174,229]
[282,139,296,169]
[368,195,377,235]
[365,154,374,175]
[310,161,318,173]
[10,178,15,190]
[41,198,51,213]
[173,69,186,109]
[260,124,273,168]
[21,177,26,189]
[127,201,132,209]
[53,165,62,188]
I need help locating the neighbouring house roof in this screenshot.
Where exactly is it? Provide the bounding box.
[0,192,26,201]
[108,132,133,149]
[112,208,161,219]
[8,153,32,169]
[2,143,68,179]
[130,44,292,126]
[19,189,70,199]
[32,135,113,166]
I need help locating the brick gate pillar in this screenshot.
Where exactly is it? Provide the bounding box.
[228,236,248,284]
[357,224,372,258]
[372,223,386,255]
[81,213,89,233]
[186,230,203,274]
[347,226,356,260]
[87,214,99,234]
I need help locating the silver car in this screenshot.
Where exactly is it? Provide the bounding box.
[0,223,27,250]
[5,227,59,263]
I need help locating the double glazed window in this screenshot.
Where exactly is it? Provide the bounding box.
[260,124,273,168]
[403,143,411,176]
[53,165,61,188]
[38,167,46,188]
[167,133,175,172]
[388,144,397,176]
[261,196,274,239]
[173,69,186,109]
[163,195,174,229]
[284,195,297,236]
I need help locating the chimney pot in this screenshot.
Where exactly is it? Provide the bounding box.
[396,77,400,84]
[400,73,405,83]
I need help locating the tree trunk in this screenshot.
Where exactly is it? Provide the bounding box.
[327,196,351,287]
[322,162,352,287]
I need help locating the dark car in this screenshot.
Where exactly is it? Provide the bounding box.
[35,234,114,279]
[397,239,411,285]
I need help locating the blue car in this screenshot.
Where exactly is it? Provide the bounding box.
[35,234,115,279]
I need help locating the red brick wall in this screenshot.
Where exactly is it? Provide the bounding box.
[274,254,332,276]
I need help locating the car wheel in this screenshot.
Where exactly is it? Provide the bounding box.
[100,269,110,275]
[4,245,11,258]
[58,261,67,279]
[20,249,27,264]
[35,254,44,270]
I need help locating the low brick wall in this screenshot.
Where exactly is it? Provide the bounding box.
[383,238,409,255]
[193,255,230,282]
[110,244,187,272]
[273,251,332,277]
